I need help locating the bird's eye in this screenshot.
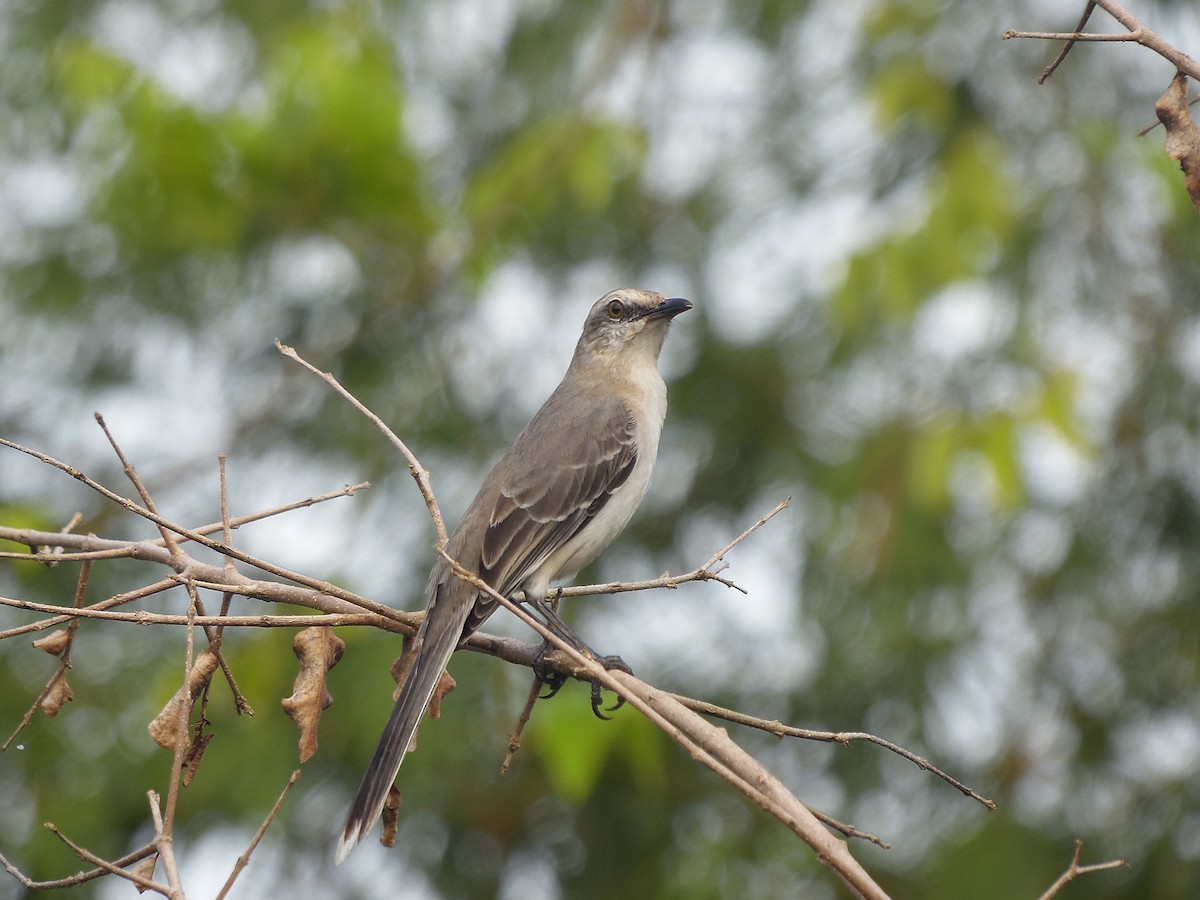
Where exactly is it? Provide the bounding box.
[607,299,624,319]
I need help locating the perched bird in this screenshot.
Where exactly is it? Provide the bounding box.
[336,288,691,863]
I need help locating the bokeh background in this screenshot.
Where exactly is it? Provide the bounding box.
[2,0,1199,897]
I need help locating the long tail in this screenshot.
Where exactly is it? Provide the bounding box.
[335,596,467,864]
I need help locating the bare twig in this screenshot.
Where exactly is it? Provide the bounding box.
[0,438,399,621]
[1037,839,1128,900]
[516,499,789,600]
[95,412,180,556]
[1035,0,1097,83]
[0,843,157,890]
[215,769,301,900]
[0,561,89,751]
[1004,0,1200,83]
[500,676,545,774]
[147,792,184,899]
[148,589,199,899]
[275,340,448,546]
[672,695,995,809]
[45,825,169,895]
[210,454,252,715]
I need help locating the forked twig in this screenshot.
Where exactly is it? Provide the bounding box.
[1037,839,1128,900]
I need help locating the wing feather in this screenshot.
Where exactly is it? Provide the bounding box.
[460,397,638,638]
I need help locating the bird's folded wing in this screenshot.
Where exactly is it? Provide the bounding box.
[462,399,638,635]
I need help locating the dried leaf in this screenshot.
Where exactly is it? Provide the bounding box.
[32,629,71,656]
[1156,72,1200,210]
[181,731,214,787]
[147,651,219,751]
[281,626,345,763]
[130,854,158,894]
[380,786,402,849]
[387,636,456,754]
[41,675,73,718]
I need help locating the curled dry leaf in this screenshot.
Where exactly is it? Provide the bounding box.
[32,629,71,656]
[1156,72,1200,210]
[281,625,345,763]
[390,636,456,720]
[41,675,73,718]
[181,731,214,787]
[380,785,402,849]
[131,854,158,894]
[147,650,219,751]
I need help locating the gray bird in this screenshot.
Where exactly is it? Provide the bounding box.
[336,288,691,863]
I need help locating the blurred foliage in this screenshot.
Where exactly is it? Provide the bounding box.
[2,1,1200,899]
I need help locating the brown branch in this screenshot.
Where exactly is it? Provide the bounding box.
[46,825,169,895]
[148,587,198,900]
[0,437,399,621]
[1004,0,1200,82]
[500,675,544,774]
[435,547,891,899]
[1037,839,1128,900]
[1,561,89,751]
[0,843,158,891]
[215,769,301,900]
[95,412,181,556]
[1034,0,1097,83]
[672,694,995,809]
[275,340,448,546]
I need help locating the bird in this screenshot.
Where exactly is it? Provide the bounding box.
[335,288,692,863]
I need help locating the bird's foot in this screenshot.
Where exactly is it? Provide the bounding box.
[589,654,632,720]
[532,640,570,700]
[531,642,633,719]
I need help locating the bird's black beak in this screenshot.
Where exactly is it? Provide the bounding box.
[642,297,692,321]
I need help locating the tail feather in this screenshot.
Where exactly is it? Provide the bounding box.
[335,604,465,864]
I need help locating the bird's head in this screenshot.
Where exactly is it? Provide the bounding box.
[576,288,692,364]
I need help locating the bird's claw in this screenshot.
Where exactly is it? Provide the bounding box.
[532,643,632,718]
[589,654,632,720]
[532,641,570,699]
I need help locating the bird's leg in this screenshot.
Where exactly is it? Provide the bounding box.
[528,588,632,719]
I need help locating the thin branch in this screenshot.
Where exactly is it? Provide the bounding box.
[672,695,994,810]
[209,454,253,716]
[500,676,544,774]
[1004,0,1200,83]
[275,340,448,546]
[1037,839,1128,900]
[45,825,169,895]
[147,792,184,900]
[0,577,180,640]
[215,769,301,900]
[0,438,398,621]
[95,412,180,556]
[436,547,890,899]
[0,595,378,628]
[0,477,368,564]
[555,498,791,599]
[809,808,890,850]
[0,843,157,890]
[1004,30,1141,43]
[1035,0,1097,83]
[0,561,89,751]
